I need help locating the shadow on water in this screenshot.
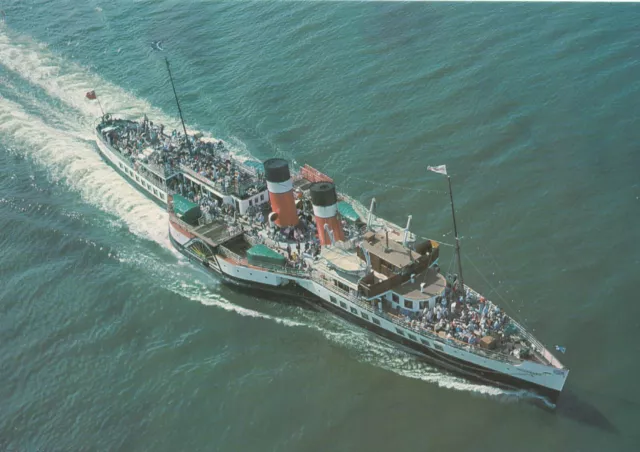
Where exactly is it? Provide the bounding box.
[553,389,618,434]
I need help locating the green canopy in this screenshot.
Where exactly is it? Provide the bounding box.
[247,244,286,267]
[337,201,359,222]
[172,194,201,225]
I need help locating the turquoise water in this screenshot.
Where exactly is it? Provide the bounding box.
[1,1,639,450]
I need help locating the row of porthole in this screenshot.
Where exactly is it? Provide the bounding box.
[331,296,383,327]
[235,268,270,280]
[118,162,163,198]
[328,293,445,353]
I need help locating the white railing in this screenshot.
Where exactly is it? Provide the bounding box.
[218,245,310,278]
[179,164,266,199]
[464,286,561,368]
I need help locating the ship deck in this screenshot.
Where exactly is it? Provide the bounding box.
[194,220,242,247]
[395,268,447,301]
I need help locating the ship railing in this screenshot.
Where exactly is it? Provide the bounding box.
[464,286,561,368]
[311,272,523,365]
[171,215,198,236]
[179,165,228,194]
[100,136,170,191]
[508,318,564,369]
[218,245,244,262]
[244,234,264,246]
[179,164,267,199]
[217,245,311,278]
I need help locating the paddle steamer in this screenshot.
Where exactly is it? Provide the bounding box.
[92,61,569,403]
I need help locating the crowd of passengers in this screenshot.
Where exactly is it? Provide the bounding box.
[174,175,340,272]
[396,276,512,347]
[102,116,263,196]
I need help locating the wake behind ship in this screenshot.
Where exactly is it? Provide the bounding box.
[94,112,569,403]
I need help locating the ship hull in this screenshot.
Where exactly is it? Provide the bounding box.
[169,223,565,404]
[316,298,562,403]
[94,131,169,207]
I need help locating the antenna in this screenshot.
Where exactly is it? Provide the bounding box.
[165,58,191,152]
[447,176,465,299]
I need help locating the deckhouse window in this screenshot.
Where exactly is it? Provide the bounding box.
[395,328,405,336]
[361,312,369,321]
[420,339,431,347]
[329,296,337,304]
[350,307,358,315]
[372,317,381,326]
[408,334,417,341]
[339,301,347,309]
[404,300,413,309]
[392,293,400,304]
[334,280,350,293]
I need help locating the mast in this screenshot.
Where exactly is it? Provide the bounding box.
[165,57,191,151]
[447,175,465,300]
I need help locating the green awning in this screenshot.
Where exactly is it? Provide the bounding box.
[173,194,199,216]
[337,201,359,222]
[247,244,286,267]
[173,194,201,225]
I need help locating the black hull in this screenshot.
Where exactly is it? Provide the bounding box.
[170,232,561,405]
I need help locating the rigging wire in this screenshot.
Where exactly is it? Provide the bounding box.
[475,243,528,308]
[343,174,448,195]
[271,147,448,195]
[462,252,531,328]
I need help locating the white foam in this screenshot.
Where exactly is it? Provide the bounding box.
[0,28,249,156]
[0,29,178,127]
[0,97,168,247]
[167,279,306,328]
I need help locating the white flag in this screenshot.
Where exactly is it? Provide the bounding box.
[427,165,447,175]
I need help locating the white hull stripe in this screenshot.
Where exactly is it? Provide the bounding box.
[313,204,337,218]
[267,179,293,194]
[96,137,167,203]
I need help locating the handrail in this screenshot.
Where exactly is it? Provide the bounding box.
[179,164,228,194]
[179,164,266,198]
[217,245,310,278]
[99,135,170,191]
[464,286,560,367]
[218,245,243,262]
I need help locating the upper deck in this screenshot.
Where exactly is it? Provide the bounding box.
[97,116,267,199]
